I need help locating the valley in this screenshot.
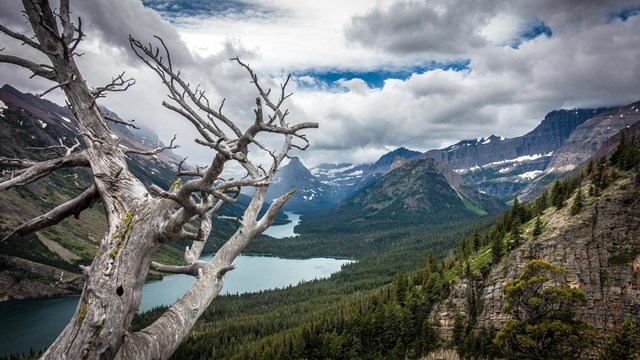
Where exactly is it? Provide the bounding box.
[2,1,640,359]
[2,82,640,359]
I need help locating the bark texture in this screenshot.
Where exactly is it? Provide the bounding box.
[0,1,317,359]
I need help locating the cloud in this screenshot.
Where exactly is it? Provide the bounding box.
[345,0,496,57]
[72,0,194,67]
[1,0,639,170]
[141,0,276,20]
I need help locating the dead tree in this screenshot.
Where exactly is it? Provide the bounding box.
[0,1,317,359]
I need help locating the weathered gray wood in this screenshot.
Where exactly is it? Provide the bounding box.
[0,1,317,359]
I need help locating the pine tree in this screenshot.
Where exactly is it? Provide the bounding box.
[586,159,594,175]
[570,188,585,216]
[394,273,409,306]
[472,226,481,252]
[533,217,543,237]
[532,191,549,216]
[510,217,523,249]
[494,260,596,359]
[452,310,465,348]
[491,236,504,263]
[598,315,638,360]
[611,132,628,168]
[551,181,566,209]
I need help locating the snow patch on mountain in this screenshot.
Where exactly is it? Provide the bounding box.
[517,170,543,180]
[455,152,554,174]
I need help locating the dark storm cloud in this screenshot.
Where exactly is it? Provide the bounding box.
[513,0,640,32]
[345,0,496,56]
[0,2,26,26]
[72,0,194,67]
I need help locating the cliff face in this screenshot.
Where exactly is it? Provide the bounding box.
[424,108,608,198]
[518,103,640,201]
[547,102,640,171]
[430,172,640,354]
[425,109,605,170]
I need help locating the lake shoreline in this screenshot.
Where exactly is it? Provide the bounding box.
[1,212,305,303]
[0,255,352,357]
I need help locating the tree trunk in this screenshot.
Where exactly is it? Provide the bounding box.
[1,1,317,358]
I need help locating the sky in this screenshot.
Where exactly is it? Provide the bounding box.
[1,0,640,169]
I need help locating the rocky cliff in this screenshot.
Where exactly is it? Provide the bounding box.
[547,101,640,171]
[518,102,640,201]
[423,108,607,198]
[430,168,640,356]
[425,108,602,170]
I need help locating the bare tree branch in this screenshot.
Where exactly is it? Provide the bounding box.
[91,72,135,98]
[129,36,242,140]
[149,261,203,276]
[35,74,76,97]
[123,134,178,156]
[1,184,99,243]
[101,113,140,129]
[0,53,57,80]
[0,23,42,50]
[25,137,82,157]
[176,157,205,178]
[0,151,89,190]
[0,157,37,168]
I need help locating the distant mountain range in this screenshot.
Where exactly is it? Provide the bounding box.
[423,108,610,198]
[269,100,640,213]
[320,158,505,227]
[266,147,421,212]
[2,83,640,300]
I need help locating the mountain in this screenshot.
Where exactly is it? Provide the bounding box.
[367,147,422,173]
[297,158,506,234]
[424,108,609,198]
[518,101,640,200]
[266,147,421,213]
[546,101,640,171]
[428,139,640,358]
[0,85,260,300]
[265,158,334,212]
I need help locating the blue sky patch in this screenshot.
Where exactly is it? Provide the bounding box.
[608,6,640,22]
[294,60,471,89]
[142,0,274,20]
[509,18,552,48]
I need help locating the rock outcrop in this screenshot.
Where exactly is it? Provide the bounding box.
[424,108,608,198]
[547,101,640,171]
[430,172,640,356]
[425,108,606,170]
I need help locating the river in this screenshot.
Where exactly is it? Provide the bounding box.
[0,212,347,357]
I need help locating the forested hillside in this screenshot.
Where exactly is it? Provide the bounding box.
[131,131,640,360]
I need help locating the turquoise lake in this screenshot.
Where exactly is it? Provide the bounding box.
[0,213,349,357]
